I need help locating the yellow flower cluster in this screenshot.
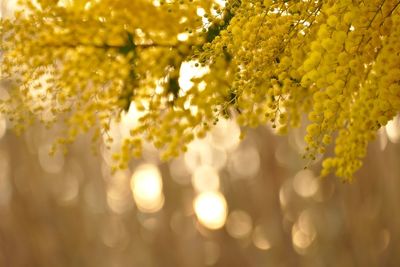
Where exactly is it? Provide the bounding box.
[298,0,400,180]
[198,0,322,132]
[200,0,400,181]
[1,0,400,180]
[1,0,214,168]
[321,1,400,180]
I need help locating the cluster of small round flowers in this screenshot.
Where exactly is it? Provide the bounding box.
[300,1,357,165]
[198,0,322,132]
[322,7,400,180]
[2,0,400,180]
[1,0,214,166]
[299,0,400,181]
[199,0,400,181]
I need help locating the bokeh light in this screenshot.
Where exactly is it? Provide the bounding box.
[194,191,227,230]
[229,143,260,179]
[292,210,317,255]
[252,225,272,251]
[107,171,133,214]
[226,210,253,239]
[191,165,220,193]
[292,170,319,198]
[130,164,164,213]
[38,143,65,174]
[386,115,400,143]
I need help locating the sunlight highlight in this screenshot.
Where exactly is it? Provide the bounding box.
[131,164,164,213]
[194,191,227,230]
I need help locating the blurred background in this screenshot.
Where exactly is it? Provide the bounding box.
[1,1,400,267]
[1,103,400,267]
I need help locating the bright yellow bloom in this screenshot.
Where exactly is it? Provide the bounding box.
[1,0,400,182]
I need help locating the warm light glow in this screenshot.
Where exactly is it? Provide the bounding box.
[214,0,226,7]
[177,32,189,41]
[0,0,17,18]
[292,230,312,254]
[119,102,145,137]
[279,180,292,209]
[131,164,164,213]
[252,225,272,250]
[57,0,73,8]
[386,115,400,143]
[192,165,220,192]
[102,102,146,161]
[210,118,240,151]
[107,171,133,214]
[226,210,252,239]
[38,143,65,174]
[292,210,317,254]
[179,61,209,93]
[194,191,227,230]
[169,157,191,185]
[229,144,260,179]
[184,139,213,172]
[293,170,319,198]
